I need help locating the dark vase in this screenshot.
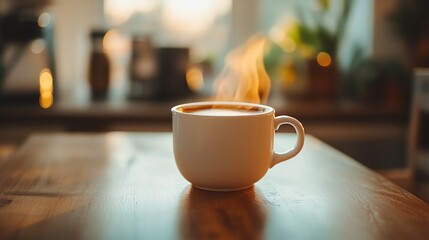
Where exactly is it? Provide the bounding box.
[88,30,110,100]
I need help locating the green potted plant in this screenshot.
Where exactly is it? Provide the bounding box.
[294,0,352,99]
[265,0,353,100]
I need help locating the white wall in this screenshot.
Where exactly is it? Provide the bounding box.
[49,0,105,96]
[338,0,373,71]
[231,0,260,47]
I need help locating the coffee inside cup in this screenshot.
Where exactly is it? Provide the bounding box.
[177,104,267,116]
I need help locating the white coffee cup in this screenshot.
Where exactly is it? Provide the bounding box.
[172,101,305,191]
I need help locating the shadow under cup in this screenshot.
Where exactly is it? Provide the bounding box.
[172,102,276,191]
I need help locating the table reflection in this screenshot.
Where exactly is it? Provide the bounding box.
[179,186,267,240]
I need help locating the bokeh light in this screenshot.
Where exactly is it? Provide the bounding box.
[186,66,204,92]
[316,51,332,67]
[39,68,54,109]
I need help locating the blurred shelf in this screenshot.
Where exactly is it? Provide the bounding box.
[416,151,429,175]
[0,95,408,127]
[0,91,410,173]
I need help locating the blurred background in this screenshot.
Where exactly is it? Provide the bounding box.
[0,0,428,200]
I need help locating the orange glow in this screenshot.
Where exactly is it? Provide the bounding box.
[316,52,332,67]
[280,67,297,87]
[214,35,270,104]
[39,93,53,109]
[186,67,204,92]
[102,30,130,53]
[39,68,53,109]
[40,70,53,92]
[103,30,114,50]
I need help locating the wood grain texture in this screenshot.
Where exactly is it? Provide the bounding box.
[0,133,428,240]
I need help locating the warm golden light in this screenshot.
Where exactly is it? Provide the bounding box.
[162,0,230,37]
[102,30,130,53]
[280,37,296,53]
[39,68,53,109]
[269,19,299,53]
[103,30,114,50]
[40,71,53,91]
[280,67,297,87]
[316,52,332,67]
[37,13,51,28]
[268,25,284,43]
[186,67,204,92]
[39,93,53,109]
[105,0,160,25]
[214,35,270,104]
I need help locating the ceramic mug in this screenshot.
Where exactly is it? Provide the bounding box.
[172,101,305,191]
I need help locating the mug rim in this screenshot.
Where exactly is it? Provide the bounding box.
[171,101,274,117]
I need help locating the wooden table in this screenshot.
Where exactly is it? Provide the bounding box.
[0,133,428,239]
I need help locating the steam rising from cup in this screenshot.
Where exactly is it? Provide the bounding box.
[214,35,271,104]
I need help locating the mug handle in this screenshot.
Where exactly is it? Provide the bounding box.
[271,116,305,168]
